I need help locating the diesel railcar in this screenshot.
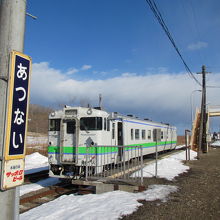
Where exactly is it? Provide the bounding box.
[48,106,177,179]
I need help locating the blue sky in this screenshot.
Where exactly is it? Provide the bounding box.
[24,0,220,134]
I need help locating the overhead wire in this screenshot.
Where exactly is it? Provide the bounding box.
[207,85,220,88]
[188,0,206,64]
[145,0,202,86]
[187,1,220,89]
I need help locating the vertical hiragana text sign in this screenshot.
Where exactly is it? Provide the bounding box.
[4,51,31,160]
[1,51,31,190]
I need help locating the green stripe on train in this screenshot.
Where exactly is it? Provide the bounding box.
[48,146,118,154]
[48,141,177,154]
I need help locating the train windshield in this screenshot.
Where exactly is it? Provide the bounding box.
[80,117,102,131]
[49,119,60,131]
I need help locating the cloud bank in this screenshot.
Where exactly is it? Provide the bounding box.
[30,62,220,134]
[187,41,208,51]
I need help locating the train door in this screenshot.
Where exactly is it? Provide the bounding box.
[60,119,77,163]
[117,122,124,160]
[111,122,116,146]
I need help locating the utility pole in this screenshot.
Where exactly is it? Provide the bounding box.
[0,0,27,219]
[197,65,209,157]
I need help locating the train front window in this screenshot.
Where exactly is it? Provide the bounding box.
[49,119,60,131]
[80,117,102,130]
[67,121,76,134]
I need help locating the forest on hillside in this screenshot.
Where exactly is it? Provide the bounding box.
[28,104,53,134]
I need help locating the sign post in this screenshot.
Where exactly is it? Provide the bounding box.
[1,51,31,190]
[0,1,27,219]
[153,128,161,178]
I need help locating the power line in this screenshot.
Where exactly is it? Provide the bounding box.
[188,0,206,64]
[145,0,202,86]
[207,85,220,89]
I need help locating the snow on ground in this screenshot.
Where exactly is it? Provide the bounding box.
[20,184,178,220]
[25,152,49,175]
[211,140,220,147]
[26,136,48,145]
[20,149,196,219]
[20,177,60,196]
[131,149,197,180]
[21,153,60,197]
[175,145,185,149]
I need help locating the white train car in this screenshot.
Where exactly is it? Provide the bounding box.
[48,106,177,178]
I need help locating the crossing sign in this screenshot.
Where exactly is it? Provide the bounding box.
[1,51,31,190]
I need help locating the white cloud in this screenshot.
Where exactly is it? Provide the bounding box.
[146,67,169,74]
[65,65,92,75]
[187,41,208,51]
[31,62,220,133]
[121,72,136,77]
[81,65,92,70]
[66,68,79,75]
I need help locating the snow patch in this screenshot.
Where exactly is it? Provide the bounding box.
[25,152,48,174]
[20,185,178,220]
[20,177,60,196]
[131,150,197,180]
[211,140,220,147]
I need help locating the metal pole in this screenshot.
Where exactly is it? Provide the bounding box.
[155,140,158,178]
[0,1,27,219]
[185,129,190,161]
[185,130,188,161]
[123,146,126,179]
[99,94,102,109]
[85,145,88,181]
[188,142,190,160]
[140,146,143,186]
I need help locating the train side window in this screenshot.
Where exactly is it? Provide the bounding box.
[80,117,102,130]
[104,118,107,130]
[135,129,139,140]
[107,119,110,131]
[112,123,115,139]
[131,129,134,140]
[164,131,167,139]
[49,119,60,131]
[161,131,164,139]
[142,130,146,140]
[67,121,76,134]
[148,130,151,139]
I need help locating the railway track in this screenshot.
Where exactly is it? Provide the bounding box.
[20,181,79,213]
[20,149,184,214]
[24,170,49,183]
[21,168,97,213]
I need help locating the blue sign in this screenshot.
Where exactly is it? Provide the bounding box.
[4,51,31,160]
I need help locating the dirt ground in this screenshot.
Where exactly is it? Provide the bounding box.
[122,146,220,220]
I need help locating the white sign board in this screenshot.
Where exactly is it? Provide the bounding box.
[2,159,25,189]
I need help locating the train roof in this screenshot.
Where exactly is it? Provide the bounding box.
[49,106,176,129]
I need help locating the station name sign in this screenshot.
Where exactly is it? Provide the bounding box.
[1,51,32,190]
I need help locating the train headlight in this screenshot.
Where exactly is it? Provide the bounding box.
[50,112,55,117]
[87,108,92,115]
